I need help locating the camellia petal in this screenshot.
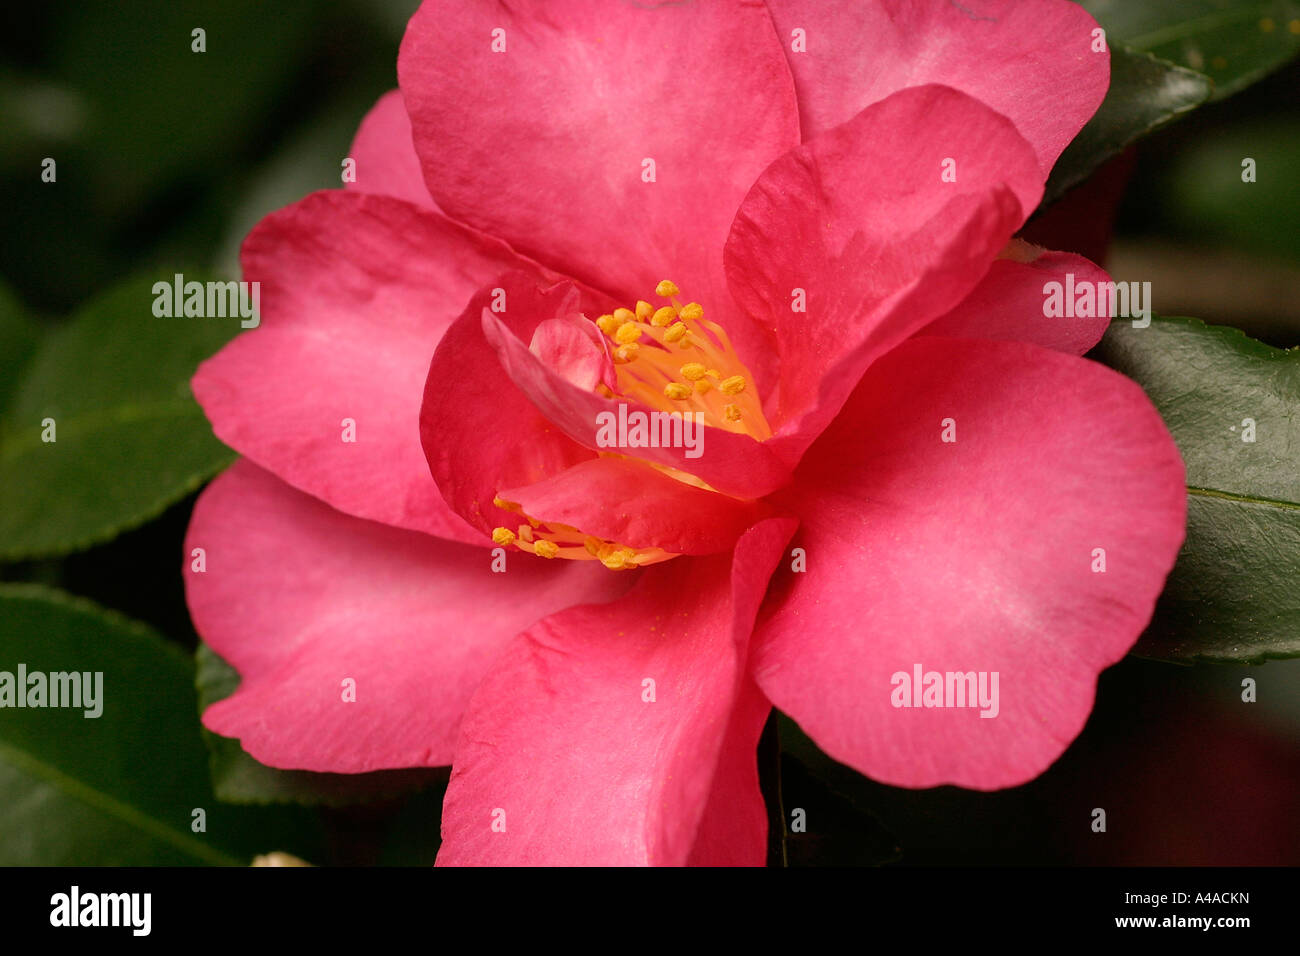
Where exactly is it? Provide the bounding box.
[436,518,796,866]
[764,0,1109,176]
[421,272,606,539]
[188,460,633,772]
[497,457,772,557]
[725,85,1041,466]
[344,89,438,210]
[751,336,1186,790]
[194,190,552,544]
[396,0,798,305]
[920,241,1113,355]
[397,0,800,389]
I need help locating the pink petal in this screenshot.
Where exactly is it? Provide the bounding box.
[752,337,1185,790]
[397,0,800,388]
[498,457,772,556]
[436,518,797,866]
[921,241,1112,355]
[344,89,438,210]
[724,85,1041,466]
[765,0,1109,176]
[528,314,611,393]
[194,190,551,545]
[421,272,605,540]
[685,675,774,866]
[188,460,632,772]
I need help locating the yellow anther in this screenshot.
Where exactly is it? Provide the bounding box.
[613,343,640,363]
[664,382,691,401]
[676,334,694,349]
[723,404,742,422]
[650,306,677,327]
[601,547,636,570]
[492,496,514,510]
[680,362,707,381]
[583,536,603,557]
[635,300,654,321]
[694,378,713,394]
[655,279,680,297]
[664,322,688,343]
[614,322,642,344]
[719,375,746,395]
[533,539,560,559]
[613,307,636,324]
[707,368,721,378]
[596,313,621,335]
[679,302,703,320]
[491,527,516,546]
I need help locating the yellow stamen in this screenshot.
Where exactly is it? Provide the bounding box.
[614,322,642,344]
[723,404,742,422]
[679,302,704,320]
[664,382,691,401]
[491,527,516,546]
[680,362,707,381]
[634,300,653,321]
[694,378,713,394]
[595,313,620,335]
[719,375,746,395]
[650,306,677,327]
[664,322,688,343]
[613,343,640,363]
[613,307,636,324]
[533,539,560,559]
[655,279,680,297]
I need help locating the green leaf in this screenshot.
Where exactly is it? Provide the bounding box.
[0,282,41,411]
[196,643,445,807]
[1094,315,1300,662]
[1043,47,1211,206]
[1081,0,1300,102]
[0,584,325,864]
[0,275,239,561]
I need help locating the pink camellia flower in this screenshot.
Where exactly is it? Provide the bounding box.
[185,0,1186,865]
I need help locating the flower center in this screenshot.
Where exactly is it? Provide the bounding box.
[489,280,768,570]
[592,279,772,441]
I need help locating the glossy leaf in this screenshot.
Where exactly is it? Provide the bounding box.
[1082,0,1300,101]
[0,584,325,865]
[0,275,239,560]
[1094,315,1300,662]
[1044,46,1211,206]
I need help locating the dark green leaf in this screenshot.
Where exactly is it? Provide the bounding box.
[0,275,239,560]
[197,643,444,807]
[1081,0,1300,101]
[1094,315,1300,662]
[0,584,325,864]
[0,282,41,411]
[1043,47,1211,206]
